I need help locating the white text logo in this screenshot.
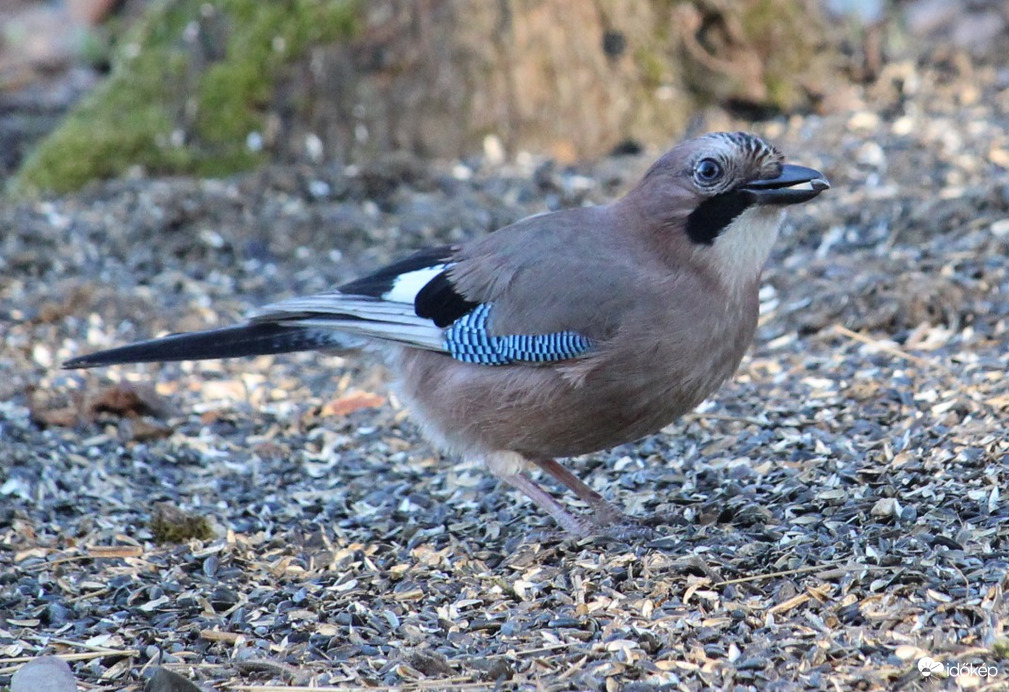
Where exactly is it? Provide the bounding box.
[918,657,999,680]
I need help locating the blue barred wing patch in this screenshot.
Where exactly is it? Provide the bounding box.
[444,303,593,365]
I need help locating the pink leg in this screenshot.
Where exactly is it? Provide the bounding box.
[529,458,631,526]
[498,472,593,537]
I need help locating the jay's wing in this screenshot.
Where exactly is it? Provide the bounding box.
[259,201,653,367]
[248,246,456,354]
[254,239,602,366]
[65,206,642,370]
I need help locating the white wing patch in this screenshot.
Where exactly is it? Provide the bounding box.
[242,262,457,353]
[248,293,446,351]
[383,264,450,303]
[285,318,444,350]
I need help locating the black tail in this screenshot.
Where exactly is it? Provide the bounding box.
[63,323,341,369]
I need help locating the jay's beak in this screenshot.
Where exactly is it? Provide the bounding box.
[743,164,830,205]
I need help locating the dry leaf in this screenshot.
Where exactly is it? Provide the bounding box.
[319,391,385,417]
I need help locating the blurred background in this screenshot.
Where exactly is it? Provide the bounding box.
[2,0,1008,194]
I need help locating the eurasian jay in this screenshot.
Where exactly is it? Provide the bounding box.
[65,131,829,537]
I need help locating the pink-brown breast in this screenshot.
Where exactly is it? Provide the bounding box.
[391,271,760,461]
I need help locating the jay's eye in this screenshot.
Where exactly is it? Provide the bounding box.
[694,158,724,185]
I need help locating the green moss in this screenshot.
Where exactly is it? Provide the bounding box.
[149,504,214,544]
[11,0,360,197]
[675,0,826,113]
[738,0,820,110]
[191,0,359,175]
[635,47,668,90]
[11,1,197,195]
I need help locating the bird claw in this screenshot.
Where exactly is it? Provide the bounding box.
[584,509,686,542]
[591,518,659,542]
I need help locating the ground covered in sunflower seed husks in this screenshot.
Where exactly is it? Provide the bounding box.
[2,58,1009,691]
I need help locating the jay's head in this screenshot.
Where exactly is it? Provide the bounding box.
[625,131,829,287]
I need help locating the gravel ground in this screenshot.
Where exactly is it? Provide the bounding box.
[2,58,1009,691]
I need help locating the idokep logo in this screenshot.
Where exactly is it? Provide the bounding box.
[918,656,999,680]
[918,657,943,678]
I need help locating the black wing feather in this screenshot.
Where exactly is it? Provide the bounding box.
[338,245,456,298]
[338,244,479,328]
[65,245,485,370]
[415,272,480,327]
[63,323,341,368]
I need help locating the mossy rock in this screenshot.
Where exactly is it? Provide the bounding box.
[676,0,836,112]
[11,0,840,197]
[10,0,360,196]
[149,502,214,544]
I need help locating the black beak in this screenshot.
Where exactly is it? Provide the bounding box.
[742,164,830,205]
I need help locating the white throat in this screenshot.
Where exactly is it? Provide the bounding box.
[706,206,784,294]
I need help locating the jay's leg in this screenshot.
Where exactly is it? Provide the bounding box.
[487,452,649,537]
[497,472,593,537]
[486,451,592,536]
[530,458,633,527]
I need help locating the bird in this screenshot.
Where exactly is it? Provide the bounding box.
[64,131,829,538]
